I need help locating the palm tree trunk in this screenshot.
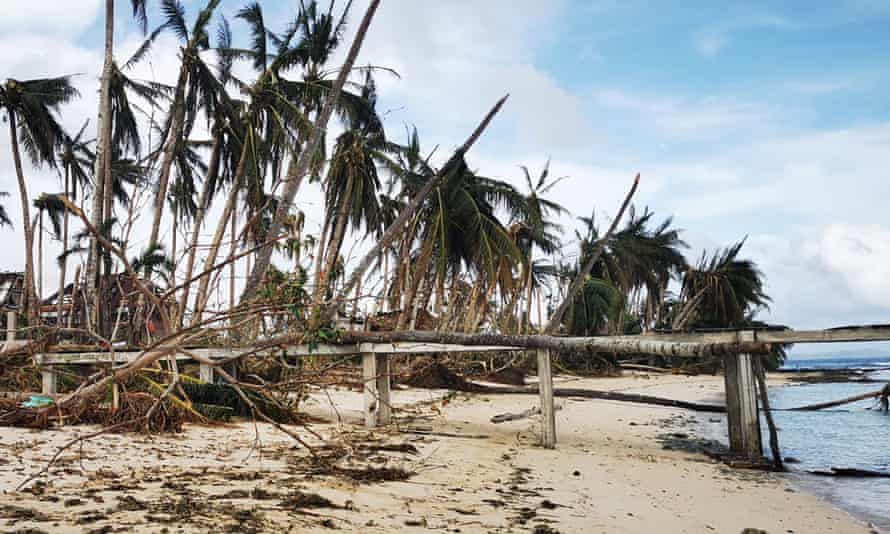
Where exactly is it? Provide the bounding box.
[37,209,43,302]
[87,0,115,329]
[58,167,70,327]
[312,216,330,301]
[176,135,221,326]
[397,236,434,330]
[310,174,355,329]
[229,207,236,313]
[379,252,389,313]
[191,141,250,324]
[7,115,38,326]
[524,264,534,334]
[170,203,178,290]
[240,0,382,304]
[147,63,189,255]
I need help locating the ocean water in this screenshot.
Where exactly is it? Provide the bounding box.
[770,356,890,530]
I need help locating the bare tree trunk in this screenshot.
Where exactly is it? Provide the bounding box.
[87,0,115,329]
[524,262,534,334]
[147,62,189,255]
[8,115,39,327]
[37,209,43,302]
[340,329,768,359]
[310,175,355,329]
[58,167,70,327]
[397,237,433,329]
[170,204,178,291]
[241,0,381,303]
[176,136,221,326]
[229,206,236,313]
[544,173,639,334]
[191,141,249,323]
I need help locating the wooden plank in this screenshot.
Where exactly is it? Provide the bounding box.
[643,325,890,345]
[42,366,57,395]
[362,352,379,428]
[6,311,15,342]
[199,363,214,383]
[112,381,120,411]
[376,354,392,425]
[537,348,556,448]
[723,353,762,459]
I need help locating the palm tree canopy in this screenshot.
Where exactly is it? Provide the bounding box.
[1,76,79,167]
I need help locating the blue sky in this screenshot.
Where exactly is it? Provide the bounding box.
[2,0,890,354]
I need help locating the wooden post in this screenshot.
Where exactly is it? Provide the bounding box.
[6,310,15,342]
[362,352,379,428]
[723,353,762,459]
[42,366,58,395]
[376,354,392,425]
[537,348,556,448]
[199,363,214,383]
[111,381,120,411]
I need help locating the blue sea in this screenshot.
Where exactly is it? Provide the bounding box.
[768,356,890,530]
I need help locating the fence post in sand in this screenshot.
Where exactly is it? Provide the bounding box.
[363,352,392,428]
[199,363,215,383]
[6,310,16,342]
[112,381,120,411]
[723,352,762,459]
[36,355,58,395]
[376,354,392,425]
[537,348,556,448]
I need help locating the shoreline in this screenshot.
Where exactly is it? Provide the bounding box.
[0,372,877,533]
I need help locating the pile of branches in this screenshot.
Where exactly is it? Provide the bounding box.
[0,392,192,433]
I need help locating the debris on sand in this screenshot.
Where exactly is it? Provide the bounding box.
[280,491,338,510]
[483,366,527,386]
[401,359,485,392]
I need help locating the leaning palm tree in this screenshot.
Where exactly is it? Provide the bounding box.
[309,72,389,326]
[673,239,769,330]
[512,160,567,333]
[146,0,223,254]
[55,122,94,325]
[32,194,66,301]
[194,0,377,321]
[1,76,79,324]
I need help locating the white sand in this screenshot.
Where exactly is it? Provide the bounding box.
[0,373,877,533]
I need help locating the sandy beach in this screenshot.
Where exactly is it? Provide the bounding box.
[0,372,876,533]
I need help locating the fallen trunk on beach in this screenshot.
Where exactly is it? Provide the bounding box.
[788,383,890,411]
[455,382,728,413]
[807,467,890,478]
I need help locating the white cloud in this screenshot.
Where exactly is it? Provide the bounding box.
[593,89,772,137]
[0,0,102,37]
[693,15,793,58]
[817,223,890,310]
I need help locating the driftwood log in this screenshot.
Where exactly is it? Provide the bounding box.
[789,383,890,411]
[462,383,726,413]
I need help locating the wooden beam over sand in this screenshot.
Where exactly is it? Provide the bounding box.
[639,324,890,345]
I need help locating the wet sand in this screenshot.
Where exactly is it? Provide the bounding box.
[0,373,875,533]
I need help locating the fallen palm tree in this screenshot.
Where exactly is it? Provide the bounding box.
[788,382,890,412]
